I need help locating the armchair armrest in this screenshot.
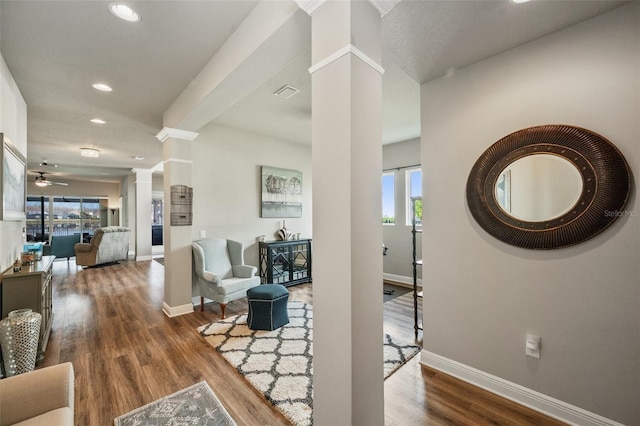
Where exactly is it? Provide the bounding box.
[202,271,222,285]
[233,264,257,278]
[74,243,93,253]
[0,362,74,426]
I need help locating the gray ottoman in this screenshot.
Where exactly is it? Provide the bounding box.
[247,284,289,331]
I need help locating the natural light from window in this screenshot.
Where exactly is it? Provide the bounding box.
[382,172,395,225]
[406,168,422,226]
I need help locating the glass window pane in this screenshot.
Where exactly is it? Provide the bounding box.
[382,172,395,224]
[26,196,49,241]
[406,169,422,225]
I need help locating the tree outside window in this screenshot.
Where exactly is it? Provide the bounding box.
[406,168,422,226]
[382,172,395,224]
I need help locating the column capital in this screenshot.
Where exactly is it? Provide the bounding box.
[155,127,199,143]
[296,0,400,17]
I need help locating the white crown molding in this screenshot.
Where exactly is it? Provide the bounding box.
[421,350,625,426]
[155,127,199,143]
[294,0,326,15]
[369,0,401,17]
[163,158,193,165]
[309,43,384,75]
[295,0,400,16]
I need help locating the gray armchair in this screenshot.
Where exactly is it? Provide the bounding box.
[192,238,260,318]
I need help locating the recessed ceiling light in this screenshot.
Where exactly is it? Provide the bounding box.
[134,156,145,160]
[90,118,106,124]
[510,0,530,3]
[109,3,141,22]
[80,148,100,158]
[92,83,113,92]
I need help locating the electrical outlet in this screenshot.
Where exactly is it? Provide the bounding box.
[526,334,541,359]
[200,230,206,239]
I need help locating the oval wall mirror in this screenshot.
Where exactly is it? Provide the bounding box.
[467,125,631,249]
[494,154,583,222]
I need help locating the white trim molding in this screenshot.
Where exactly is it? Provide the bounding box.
[421,351,625,426]
[294,0,325,15]
[155,127,199,143]
[136,254,153,261]
[369,0,401,16]
[296,0,400,16]
[383,273,422,287]
[309,44,384,75]
[163,158,193,165]
[162,301,194,318]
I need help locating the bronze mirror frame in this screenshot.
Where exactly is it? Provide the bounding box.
[466,125,631,249]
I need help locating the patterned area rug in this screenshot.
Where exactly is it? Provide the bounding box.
[113,381,235,426]
[197,301,421,426]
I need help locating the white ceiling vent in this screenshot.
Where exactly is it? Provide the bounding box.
[274,85,300,99]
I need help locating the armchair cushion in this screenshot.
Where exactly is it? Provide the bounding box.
[0,362,74,426]
[75,226,130,267]
[192,238,260,315]
[48,235,80,259]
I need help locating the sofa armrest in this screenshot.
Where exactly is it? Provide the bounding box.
[74,243,92,253]
[0,362,74,426]
[202,271,222,285]
[233,264,257,278]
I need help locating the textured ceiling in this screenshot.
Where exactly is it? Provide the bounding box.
[0,0,628,184]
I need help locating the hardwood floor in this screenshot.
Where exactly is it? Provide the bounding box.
[40,259,564,425]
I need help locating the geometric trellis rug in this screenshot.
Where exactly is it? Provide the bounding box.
[198,301,421,426]
[113,381,236,426]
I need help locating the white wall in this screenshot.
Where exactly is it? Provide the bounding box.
[192,124,312,269]
[0,52,27,272]
[382,138,422,284]
[420,4,639,425]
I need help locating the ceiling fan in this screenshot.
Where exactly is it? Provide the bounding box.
[34,171,68,187]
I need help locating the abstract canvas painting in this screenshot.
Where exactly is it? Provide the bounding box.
[261,166,302,218]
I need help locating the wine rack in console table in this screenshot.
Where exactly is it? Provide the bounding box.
[259,239,312,287]
[1,255,55,360]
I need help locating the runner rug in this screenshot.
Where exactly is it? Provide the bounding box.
[113,381,235,426]
[197,301,421,426]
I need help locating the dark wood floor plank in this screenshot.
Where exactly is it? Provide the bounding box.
[39,258,564,426]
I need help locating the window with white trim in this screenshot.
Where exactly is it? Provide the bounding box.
[382,172,395,225]
[406,168,422,226]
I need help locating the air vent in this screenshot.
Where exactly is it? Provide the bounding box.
[273,85,300,99]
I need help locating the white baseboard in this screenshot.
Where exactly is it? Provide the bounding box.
[420,350,624,426]
[383,273,422,287]
[162,302,194,318]
[136,254,153,261]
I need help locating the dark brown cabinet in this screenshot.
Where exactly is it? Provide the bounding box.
[259,239,312,287]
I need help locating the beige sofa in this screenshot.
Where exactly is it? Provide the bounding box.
[74,226,130,267]
[0,362,74,425]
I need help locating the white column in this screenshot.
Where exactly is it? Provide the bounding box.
[133,168,153,261]
[156,127,199,317]
[303,1,386,424]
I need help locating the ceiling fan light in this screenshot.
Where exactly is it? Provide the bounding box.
[35,180,48,187]
[81,148,100,158]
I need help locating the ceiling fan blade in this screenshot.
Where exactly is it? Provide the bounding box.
[49,181,69,186]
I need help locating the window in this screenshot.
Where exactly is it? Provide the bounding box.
[26,195,107,242]
[382,172,395,225]
[406,168,422,226]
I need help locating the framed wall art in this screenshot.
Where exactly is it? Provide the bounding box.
[1,134,27,220]
[261,166,302,218]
